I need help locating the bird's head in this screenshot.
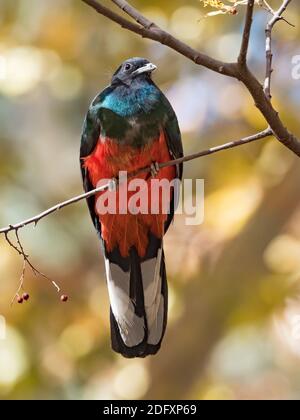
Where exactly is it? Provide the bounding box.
[111,57,157,86]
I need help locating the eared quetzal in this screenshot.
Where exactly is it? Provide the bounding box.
[80,58,183,358]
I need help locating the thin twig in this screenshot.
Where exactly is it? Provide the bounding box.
[5,228,61,304]
[15,230,59,292]
[159,129,272,169]
[262,0,275,15]
[264,0,293,100]
[238,0,255,66]
[11,260,26,306]
[0,184,110,234]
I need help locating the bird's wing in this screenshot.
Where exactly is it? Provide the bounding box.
[164,107,184,178]
[161,95,184,232]
[80,87,112,232]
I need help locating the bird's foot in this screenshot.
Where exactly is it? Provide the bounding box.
[150,162,160,178]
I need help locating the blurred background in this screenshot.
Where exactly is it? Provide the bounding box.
[0,0,300,400]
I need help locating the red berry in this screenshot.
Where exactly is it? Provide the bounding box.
[17,296,23,304]
[22,293,30,301]
[61,295,68,302]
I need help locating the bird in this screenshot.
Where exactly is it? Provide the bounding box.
[80,57,183,358]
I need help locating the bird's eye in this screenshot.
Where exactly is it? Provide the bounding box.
[124,63,132,72]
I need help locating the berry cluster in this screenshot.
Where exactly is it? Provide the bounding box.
[17,293,69,304]
[17,293,30,304]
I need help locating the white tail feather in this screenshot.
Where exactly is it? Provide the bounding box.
[105,259,145,347]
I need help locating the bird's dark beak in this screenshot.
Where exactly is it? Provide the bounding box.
[133,62,157,76]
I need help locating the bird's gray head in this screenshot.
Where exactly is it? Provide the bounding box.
[111,57,157,86]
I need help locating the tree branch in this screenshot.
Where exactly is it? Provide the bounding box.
[0,184,111,235]
[111,0,155,29]
[238,0,255,66]
[81,0,237,77]
[159,128,272,169]
[237,67,300,155]
[264,0,293,100]
[0,129,272,236]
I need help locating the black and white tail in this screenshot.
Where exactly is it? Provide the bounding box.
[104,240,168,358]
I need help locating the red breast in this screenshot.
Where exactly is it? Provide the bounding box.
[83,130,176,257]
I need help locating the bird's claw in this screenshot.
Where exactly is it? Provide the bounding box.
[150,162,160,178]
